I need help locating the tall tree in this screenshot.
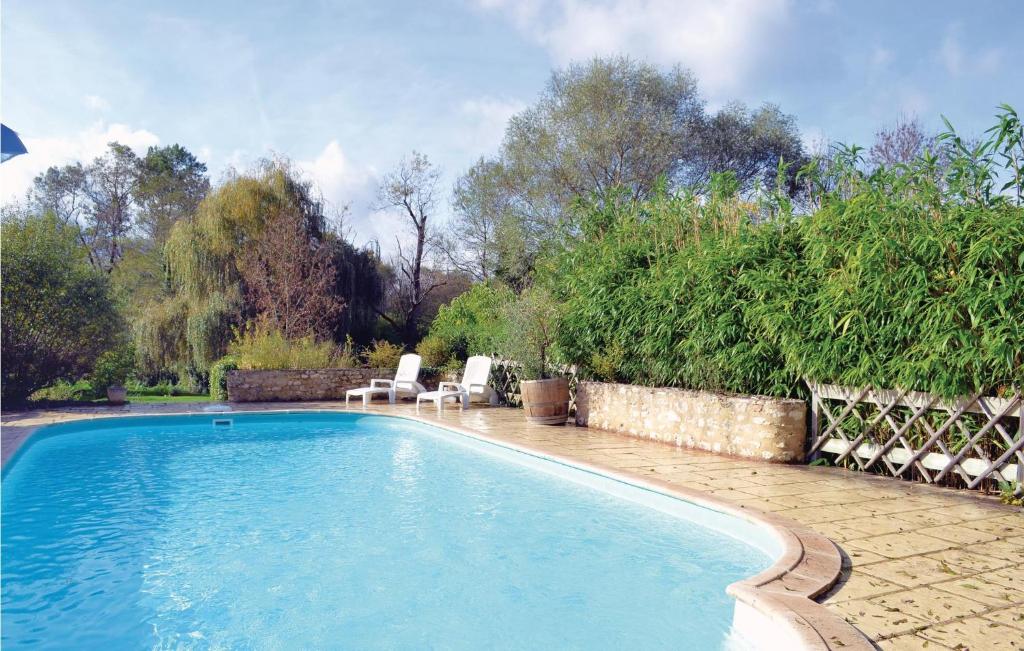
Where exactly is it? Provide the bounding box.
[442,157,508,281]
[239,207,343,339]
[680,102,806,194]
[447,57,806,288]
[135,144,210,245]
[375,151,446,344]
[502,56,701,227]
[85,143,139,272]
[28,163,88,227]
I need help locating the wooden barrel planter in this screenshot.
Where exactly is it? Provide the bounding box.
[520,378,570,425]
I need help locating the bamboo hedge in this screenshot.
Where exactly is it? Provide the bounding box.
[552,107,1024,399]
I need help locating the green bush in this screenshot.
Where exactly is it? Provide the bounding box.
[415,335,451,367]
[229,328,336,370]
[209,356,239,401]
[1,212,123,402]
[90,345,137,396]
[30,379,94,402]
[555,180,804,396]
[363,340,404,369]
[428,282,514,358]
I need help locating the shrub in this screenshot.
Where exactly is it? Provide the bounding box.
[30,379,94,402]
[363,340,404,369]
[556,185,804,396]
[1,213,124,401]
[415,335,451,368]
[125,379,176,396]
[229,328,335,370]
[209,356,239,400]
[91,345,137,396]
[1,213,123,403]
[428,283,514,358]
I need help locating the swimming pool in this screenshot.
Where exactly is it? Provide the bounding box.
[2,412,781,649]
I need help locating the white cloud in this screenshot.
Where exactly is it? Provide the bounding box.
[295,141,386,244]
[939,25,1001,77]
[477,0,791,97]
[84,94,111,112]
[458,97,526,153]
[298,140,376,210]
[0,122,159,204]
[940,31,964,76]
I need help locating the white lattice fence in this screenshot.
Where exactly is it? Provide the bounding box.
[807,381,1023,493]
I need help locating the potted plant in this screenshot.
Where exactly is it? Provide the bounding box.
[92,346,135,406]
[499,287,570,425]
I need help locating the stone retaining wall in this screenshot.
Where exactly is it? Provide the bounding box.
[226,368,442,402]
[575,382,807,462]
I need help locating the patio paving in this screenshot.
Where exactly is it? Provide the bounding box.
[2,401,1022,650]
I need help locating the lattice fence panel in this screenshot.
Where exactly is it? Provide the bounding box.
[488,358,581,412]
[807,381,1023,494]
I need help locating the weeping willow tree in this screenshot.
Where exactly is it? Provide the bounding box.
[135,159,389,382]
[136,160,328,379]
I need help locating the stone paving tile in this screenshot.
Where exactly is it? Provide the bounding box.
[877,634,953,650]
[821,571,907,602]
[856,556,969,588]
[800,521,871,543]
[916,524,1000,545]
[966,514,1024,538]
[892,509,974,528]
[785,504,883,524]
[836,514,922,536]
[828,598,929,639]
[982,604,1024,630]
[870,586,994,623]
[918,616,1024,649]
[986,566,1024,591]
[965,537,1024,563]
[843,548,889,567]
[925,548,1018,574]
[932,576,1023,607]
[845,532,959,559]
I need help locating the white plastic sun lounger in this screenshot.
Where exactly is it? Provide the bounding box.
[416,355,495,411]
[346,353,426,406]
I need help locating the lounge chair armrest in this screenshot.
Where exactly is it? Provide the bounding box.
[467,383,490,392]
[370,379,394,388]
[438,382,463,392]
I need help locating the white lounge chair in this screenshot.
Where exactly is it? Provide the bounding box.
[416,355,496,411]
[346,353,426,406]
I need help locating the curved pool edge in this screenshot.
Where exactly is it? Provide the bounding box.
[1,407,874,650]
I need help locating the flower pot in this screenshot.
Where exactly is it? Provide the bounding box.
[106,385,127,405]
[520,377,569,425]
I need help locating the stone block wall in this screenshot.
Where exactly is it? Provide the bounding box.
[226,368,442,402]
[575,382,807,462]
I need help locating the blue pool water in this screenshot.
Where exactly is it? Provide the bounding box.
[2,413,776,649]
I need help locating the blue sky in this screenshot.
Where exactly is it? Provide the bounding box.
[2,0,1020,245]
